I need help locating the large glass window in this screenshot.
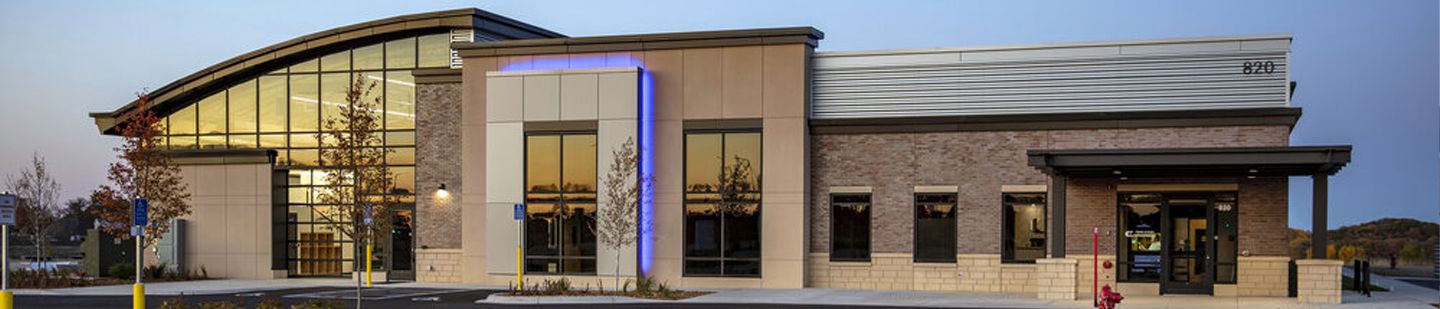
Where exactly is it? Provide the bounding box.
[1118,193,1163,282]
[830,194,871,262]
[1002,193,1046,263]
[684,132,761,277]
[148,31,453,277]
[525,134,597,274]
[914,193,957,263]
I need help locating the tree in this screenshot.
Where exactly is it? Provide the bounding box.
[312,76,396,308]
[592,138,651,290]
[92,93,192,280]
[5,153,65,269]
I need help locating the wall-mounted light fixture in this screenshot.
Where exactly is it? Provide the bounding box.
[435,183,450,199]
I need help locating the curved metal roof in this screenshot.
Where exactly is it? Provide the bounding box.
[90,8,562,134]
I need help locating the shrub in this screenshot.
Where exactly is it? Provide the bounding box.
[197,301,240,309]
[108,262,135,279]
[543,277,573,292]
[145,264,169,279]
[256,298,283,309]
[158,295,188,309]
[289,299,343,309]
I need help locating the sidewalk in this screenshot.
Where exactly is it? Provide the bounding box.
[10,277,1438,308]
[9,278,505,296]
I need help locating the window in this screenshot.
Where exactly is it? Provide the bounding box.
[1118,193,1162,282]
[913,193,956,263]
[1002,193,1046,263]
[830,194,871,262]
[1214,193,1238,284]
[146,32,444,276]
[525,134,597,274]
[684,132,761,276]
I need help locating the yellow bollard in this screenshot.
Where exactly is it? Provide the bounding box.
[515,246,523,290]
[133,283,144,309]
[365,244,372,287]
[1,290,13,309]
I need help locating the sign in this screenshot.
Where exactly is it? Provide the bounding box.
[133,198,148,226]
[363,204,374,226]
[130,225,145,237]
[513,203,524,221]
[0,194,16,226]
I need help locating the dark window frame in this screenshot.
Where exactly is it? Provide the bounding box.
[1001,192,1047,264]
[682,129,763,278]
[912,192,958,263]
[523,131,600,275]
[829,193,872,262]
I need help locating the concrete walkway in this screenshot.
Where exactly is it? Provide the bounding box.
[10,277,1438,308]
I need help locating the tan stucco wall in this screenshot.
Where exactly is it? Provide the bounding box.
[456,43,812,288]
[176,163,282,279]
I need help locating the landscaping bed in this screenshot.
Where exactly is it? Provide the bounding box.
[499,277,710,301]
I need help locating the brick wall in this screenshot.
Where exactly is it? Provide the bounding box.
[810,125,1292,257]
[1237,256,1290,296]
[416,82,464,249]
[1296,259,1343,304]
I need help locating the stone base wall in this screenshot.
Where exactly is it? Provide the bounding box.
[1296,259,1343,304]
[1072,255,1118,300]
[1237,256,1290,297]
[416,249,463,283]
[1036,258,1079,300]
[807,253,1038,293]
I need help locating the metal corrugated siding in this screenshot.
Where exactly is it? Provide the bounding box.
[813,45,1290,119]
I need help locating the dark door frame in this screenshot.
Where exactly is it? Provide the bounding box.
[1158,193,1217,295]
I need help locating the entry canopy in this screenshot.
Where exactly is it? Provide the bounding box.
[1027,146,1351,177]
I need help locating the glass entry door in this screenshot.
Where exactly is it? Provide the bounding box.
[1162,197,1212,294]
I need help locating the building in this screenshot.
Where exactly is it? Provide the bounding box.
[90,8,1353,303]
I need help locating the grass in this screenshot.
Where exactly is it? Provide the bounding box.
[1341,275,1390,292]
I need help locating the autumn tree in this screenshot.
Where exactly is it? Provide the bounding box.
[313,75,396,306]
[5,153,65,268]
[91,93,192,264]
[592,138,652,290]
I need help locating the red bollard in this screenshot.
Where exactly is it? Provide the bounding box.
[1098,285,1124,309]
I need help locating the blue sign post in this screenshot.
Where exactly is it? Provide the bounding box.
[133,198,148,227]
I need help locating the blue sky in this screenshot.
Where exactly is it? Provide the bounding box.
[0,0,1434,230]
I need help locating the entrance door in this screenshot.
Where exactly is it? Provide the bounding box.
[387,209,416,281]
[1161,197,1213,294]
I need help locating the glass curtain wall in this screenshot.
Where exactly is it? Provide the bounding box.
[155,33,452,276]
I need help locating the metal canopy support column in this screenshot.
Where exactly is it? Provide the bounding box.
[1312,173,1328,259]
[1049,174,1067,258]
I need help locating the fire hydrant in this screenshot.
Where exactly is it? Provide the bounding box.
[1098,284,1123,309]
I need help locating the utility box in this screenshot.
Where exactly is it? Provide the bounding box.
[156,219,185,274]
[81,229,134,277]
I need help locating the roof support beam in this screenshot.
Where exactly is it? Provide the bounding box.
[1312,173,1329,259]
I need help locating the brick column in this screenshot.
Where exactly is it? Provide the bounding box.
[1036,258,1078,300]
[1295,259,1343,304]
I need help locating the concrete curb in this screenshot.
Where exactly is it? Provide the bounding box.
[480,294,667,304]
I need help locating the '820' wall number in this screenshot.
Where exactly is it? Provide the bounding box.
[1243,61,1276,75]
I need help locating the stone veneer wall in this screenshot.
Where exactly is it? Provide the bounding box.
[1036,258,1079,300]
[1296,259,1343,304]
[1237,256,1290,297]
[416,249,463,283]
[807,253,1037,293]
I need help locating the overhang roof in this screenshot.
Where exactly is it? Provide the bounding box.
[1027,146,1352,177]
[454,27,823,57]
[89,8,563,135]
